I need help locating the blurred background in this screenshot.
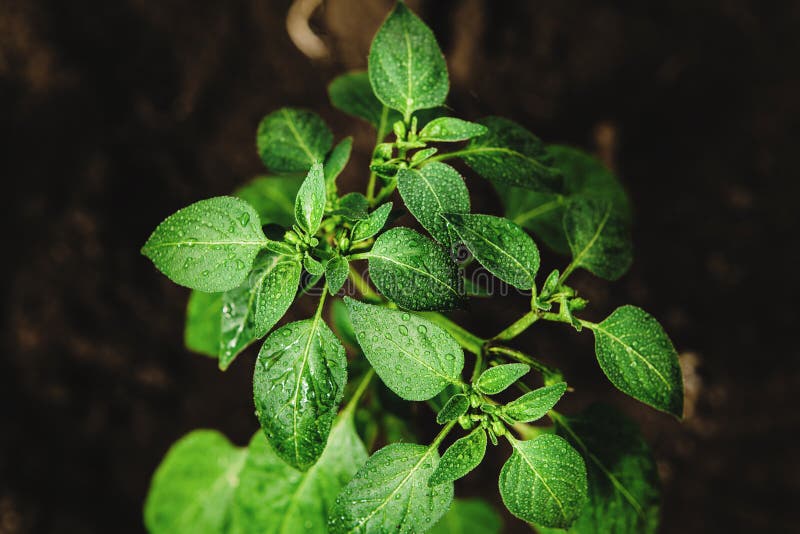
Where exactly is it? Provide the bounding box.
[2,0,799,532]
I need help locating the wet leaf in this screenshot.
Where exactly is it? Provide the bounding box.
[429,427,487,486]
[325,255,349,295]
[502,382,567,423]
[351,202,393,242]
[234,176,302,228]
[328,70,401,134]
[295,163,327,235]
[474,363,530,395]
[257,108,332,173]
[564,198,632,280]
[436,393,470,424]
[324,137,353,191]
[418,117,487,142]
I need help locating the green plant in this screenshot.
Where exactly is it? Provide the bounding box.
[141,3,682,532]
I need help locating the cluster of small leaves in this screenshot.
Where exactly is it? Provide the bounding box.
[141,2,682,533]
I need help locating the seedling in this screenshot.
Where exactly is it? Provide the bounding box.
[142,3,682,532]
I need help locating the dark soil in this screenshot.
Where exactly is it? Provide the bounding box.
[2,0,799,532]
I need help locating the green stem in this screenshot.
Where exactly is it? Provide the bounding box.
[541,311,595,331]
[314,281,328,319]
[417,312,486,355]
[558,261,578,286]
[488,345,562,381]
[342,369,375,417]
[348,252,371,261]
[492,310,541,341]
[470,350,484,383]
[430,419,458,449]
[348,265,382,303]
[425,148,471,165]
[373,179,398,205]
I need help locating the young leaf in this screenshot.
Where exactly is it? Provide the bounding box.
[303,254,325,276]
[590,306,683,417]
[429,499,503,534]
[257,108,333,173]
[184,291,223,357]
[398,162,470,247]
[442,213,540,290]
[253,318,347,470]
[330,192,369,221]
[234,176,302,227]
[368,227,462,311]
[294,163,326,234]
[499,145,631,254]
[324,137,353,191]
[328,442,453,533]
[219,251,302,370]
[545,404,661,534]
[429,427,487,486]
[344,298,464,401]
[459,116,561,192]
[350,202,393,242]
[325,255,349,295]
[499,434,588,528]
[502,382,568,423]
[144,430,247,534]
[141,196,267,292]
[231,412,368,533]
[368,2,449,120]
[564,198,632,280]
[474,363,530,395]
[409,147,438,166]
[418,117,487,142]
[436,393,470,424]
[328,70,401,134]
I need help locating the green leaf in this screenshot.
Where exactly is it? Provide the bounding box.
[330,298,359,350]
[367,2,449,120]
[590,306,683,417]
[295,163,326,234]
[351,202,393,242]
[324,137,353,191]
[502,382,567,423]
[253,318,347,470]
[397,163,470,248]
[429,427,487,486]
[499,434,588,528]
[409,147,438,166]
[328,71,401,134]
[442,213,540,290]
[325,255,349,294]
[368,227,462,311]
[141,196,267,292]
[184,291,222,357]
[328,442,453,533]
[436,393,470,424]
[257,108,333,173]
[144,430,247,534]
[304,254,325,276]
[231,413,368,534]
[499,145,631,254]
[459,116,561,192]
[219,251,302,370]
[429,499,503,534]
[345,298,464,401]
[418,117,487,142]
[474,363,530,395]
[331,192,369,221]
[543,404,660,534]
[234,176,302,227]
[564,198,632,280]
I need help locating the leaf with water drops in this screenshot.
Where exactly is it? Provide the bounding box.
[324,137,353,192]
[442,213,539,290]
[304,254,325,276]
[141,196,267,292]
[499,145,631,254]
[368,227,462,311]
[144,430,247,534]
[458,116,561,192]
[474,363,530,395]
[328,442,453,533]
[429,498,503,534]
[436,393,469,424]
[538,404,660,534]
[398,163,470,248]
[410,147,438,166]
[590,306,683,417]
[253,318,347,470]
[429,426,487,486]
[350,202,393,243]
[219,251,301,370]
[563,198,632,280]
[502,382,567,423]
[328,70,402,134]
[325,255,349,295]
[257,108,333,173]
[230,411,368,534]
[499,434,588,528]
[418,117,487,142]
[234,175,302,228]
[367,2,449,120]
[294,163,327,235]
[344,298,463,401]
[330,192,369,221]
[184,290,223,357]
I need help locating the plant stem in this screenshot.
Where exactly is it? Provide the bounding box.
[347,252,371,261]
[488,345,562,381]
[425,148,472,164]
[541,311,595,331]
[430,419,457,449]
[348,265,383,303]
[373,179,398,205]
[470,350,484,383]
[342,369,375,417]
[315,281,328,319]
[492,310,541,341]
[558,261,577,285]
[417,312,486,355]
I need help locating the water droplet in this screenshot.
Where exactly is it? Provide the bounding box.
[239,212,251,226]
[417,325,428,335]
[202,270,210,277]
[398,325,408,336]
